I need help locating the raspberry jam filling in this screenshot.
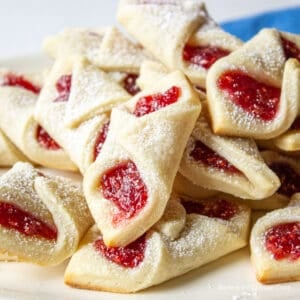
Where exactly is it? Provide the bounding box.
[181,198,238,221]
[291,116,300,131]
[134,86,181,117]
[269,162,300,197]
[53,74,72,102]
[190,140,241,175]
[94,234,146,268]
[281,37,300,61]
[0,202,57,240]
[217,71,281,121]
[1,73,41,94]
[93,121,110,161]
[122,73,140,96]
[101,161,148,222]
[183,45,230,69]
[265,222,300,261]
[36,125,61,151]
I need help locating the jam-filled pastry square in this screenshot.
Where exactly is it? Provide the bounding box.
[179,103,280,200]
[0,162,93,266]
[207,30,300,139]
[0,70,76,171]
[251,195,300,283]
[35,58,126,174]
[83,70,201,247]
[64,194,250,293]
[44,27,148,96]
[117,0,242,88]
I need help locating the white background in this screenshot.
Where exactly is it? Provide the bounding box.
[0,0,300,58]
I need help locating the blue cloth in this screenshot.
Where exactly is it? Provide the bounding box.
[221,6,300,41]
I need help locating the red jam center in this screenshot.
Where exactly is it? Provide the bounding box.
[134,86,181,117]
[291,116,300,130]
[269,162,300,197]
[181,198,238,221]
[183,45,230,69]
[54,74,72,102]
[190,140,241,175]
[101,161,148,222]
[217,71,281,121]
[36,125,61,151]
[281,37,300,61]
[122,73,141,96]
[93,121,110,161]
[265,222,300,261]
[94,234,146,268]
[1,73,41,94]
[0,202,57,240]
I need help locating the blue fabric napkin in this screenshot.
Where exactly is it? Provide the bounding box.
[221,6,300,41]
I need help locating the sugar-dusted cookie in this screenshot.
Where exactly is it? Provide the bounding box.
[84,71,201,246]
[180,104,280,199]
[44,27,150,96]
[35,57,129,174]
[207,30,300,139]
[118,0,242,88]
[0,162,93,266]
[65,194,250,293]
[0,71,76,170]
[251,194,300,283]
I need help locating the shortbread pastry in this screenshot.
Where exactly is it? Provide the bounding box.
[0,129,29,166]
[251,194,300,283]
[65,194,250,293]
[179,104,280,199]
[0,162,93,266]
[44,27,149,96]
[0,71,76,170]
[83,71,201,246]
[207,30,300,139]
[118,0,242,88]
[35,57,129,174]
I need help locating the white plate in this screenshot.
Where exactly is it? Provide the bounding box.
[0,54,299,300]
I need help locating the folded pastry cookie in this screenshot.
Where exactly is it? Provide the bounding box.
[0,71,76,170]
[179,104,280,200]
[0,129,29,167]
[118,0,242,88]
[84,71,201,246]
[0,162,93,266]
[65,194,250,293]
[35,57,130,174]
[207,30,300,139]
[251,194,300,283]
[44,27,149,96]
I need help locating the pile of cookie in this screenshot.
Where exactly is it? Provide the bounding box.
[0,0,299,293]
